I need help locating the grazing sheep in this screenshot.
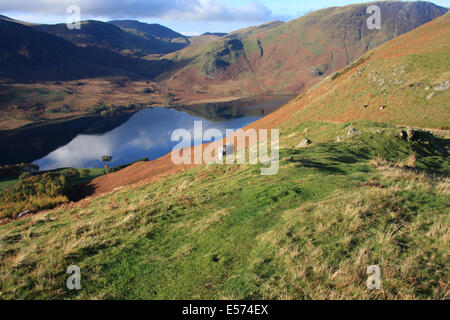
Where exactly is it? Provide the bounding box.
[218,144,235,161]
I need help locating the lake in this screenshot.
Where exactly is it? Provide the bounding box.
[0,98,291,170]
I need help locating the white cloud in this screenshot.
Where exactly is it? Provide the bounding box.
[163,0,273,22]
[38,134,115,169]
[181,31,201,36]
[0,0,275,22]
[128,130,159,150]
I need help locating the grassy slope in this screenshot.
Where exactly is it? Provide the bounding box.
[223,21,284,40]
[252,11,450,130]
[0,12,449,299]
[107,20,186,42]
[0,122,448,299]
[0,178,17,192]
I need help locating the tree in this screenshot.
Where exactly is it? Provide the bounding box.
[102,156,113,171]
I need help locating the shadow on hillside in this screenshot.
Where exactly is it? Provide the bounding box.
[155,57,196,81]
[70,183,96,202]
[288,157,347,175]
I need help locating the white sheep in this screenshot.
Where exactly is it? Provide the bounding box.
[218,143,235,161]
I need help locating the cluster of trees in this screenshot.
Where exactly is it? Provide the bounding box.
[0,158,150,221]
[92,102,145,117]
[0,169,82,220]
[0,163,39,179]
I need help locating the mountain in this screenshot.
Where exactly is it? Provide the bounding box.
[187,33,225,47]
[163,1,447,97]
[109,21,230,48]
[253,11,450,130]
[108,20,187,42]
[224,20,284,39]
[34,20,186,57]
[0,13,36,26]
[0,19,170,81]
[203,32,227,37]
[0,14,14,21]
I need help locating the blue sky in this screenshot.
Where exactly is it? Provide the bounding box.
[1,0,449,35]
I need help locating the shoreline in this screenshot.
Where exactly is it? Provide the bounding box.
[0,94,297,133]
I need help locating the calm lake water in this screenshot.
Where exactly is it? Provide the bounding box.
[0,98,290,170]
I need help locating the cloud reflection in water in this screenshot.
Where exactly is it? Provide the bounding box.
[35,107,260,170]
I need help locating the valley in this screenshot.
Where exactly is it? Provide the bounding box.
[0,2,447,131]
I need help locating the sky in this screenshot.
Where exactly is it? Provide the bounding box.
[1,0,449,35]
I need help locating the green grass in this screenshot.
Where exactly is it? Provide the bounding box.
[70,168,105,187]
[1,8,448,300]
[0,121,448,299]
[0,88,66,107]
[0,178,18,192]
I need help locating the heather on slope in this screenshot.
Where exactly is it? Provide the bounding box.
[163,1,447,97]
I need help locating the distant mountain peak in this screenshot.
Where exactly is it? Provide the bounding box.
[108,20,186,41]
[202,32,227,37]
[164,1,447,97]
[33,19,188,56]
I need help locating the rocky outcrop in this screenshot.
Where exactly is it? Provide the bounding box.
[399,127,445,153]
[297,138,312,148]
[347,126,361,137]
[399,127,436,143]
[434,80,450,91]
[17,210,31,219]
[336,126,362,142]
[426,79,449,99]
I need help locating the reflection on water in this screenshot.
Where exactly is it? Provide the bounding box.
[0,113,134,165]
[34,108,261,170]
[30,99,289,170]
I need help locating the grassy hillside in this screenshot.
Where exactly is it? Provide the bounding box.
[187,34,225,47]
[0,11,448,300]
[108,20,188,43]
[0,19,171,82]
[253,11,450,130]
[224,21,284,40]
[0,121,447,299]
[163,1,447,97]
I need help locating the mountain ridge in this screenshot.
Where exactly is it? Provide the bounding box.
[162,1,448,98]
[0,1,447,130]
[34,20,186,56]
[108,19,187,42]
[0,19,170,81]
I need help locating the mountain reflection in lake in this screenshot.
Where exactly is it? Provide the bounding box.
[31,98,289,170]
